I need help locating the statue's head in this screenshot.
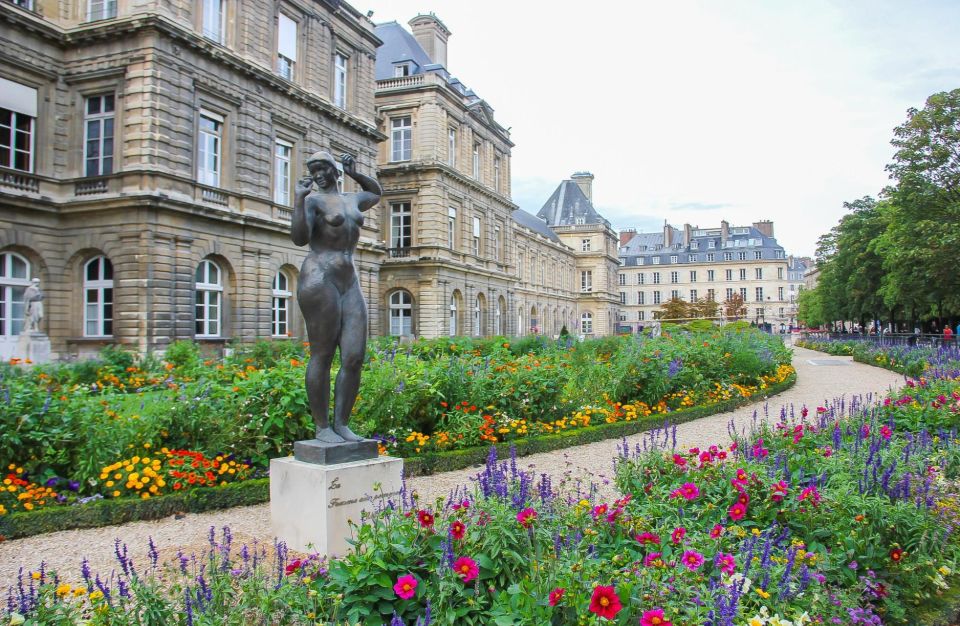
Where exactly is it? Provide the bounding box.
[305,151,340,189]
[31,278,40,285]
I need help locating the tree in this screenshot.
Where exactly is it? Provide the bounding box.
[654,297,691,321]
[797,287,826,328]
[692,297,720,320]
[723,293,746,320]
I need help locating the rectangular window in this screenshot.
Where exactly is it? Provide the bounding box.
[726,288,734,300]
[581,270,592,293]
[472,141,480,178]
[754,250,762,260]
[390,202,412,249]
[638,273,645,285]
[494,225,501,260]
[690,289,698,301]
[707,288,715,301]
[670,271,678,284]
[448,128,456,166]
[776,250,785,259]
[277,13,297,79]
[778,267,784,279]
[0,108,34,173]
[618,273,626,286]
[334,53,348,109]
[637,257,644,266]
[472,216,481,256]
[723,252,732,261]
[755,267,762,279]
[738,252,747,261]
[652,272,660,285]
[84,94,115,177]
[740,287,748,301]
[620,292,626,304]
[274,140,292,205]
[87,0,116,21]
[653,291,661,305]
[689,270,697,283]
[391,116,412,162]
[393,64,410,77]
[447,207,456,249]
[706,253,715,262]
[670,255,678,264]
[652,257,660,265]
[638,310,645,321]
[582,239,592,252]
[671,289,681,300]
[725,269,732,281]
[739,268,747,280]
[494,155,501,192]
[197,110,223,187]
[202,0,224,43]
[707,269,714,281]
[778,287,784,300]
[638,291,645,305]
[689,254,698,262]
[756,287,764,301]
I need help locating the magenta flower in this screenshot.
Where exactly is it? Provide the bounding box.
[671,526,686,544]
[393,574,418,599]
[641,608,673,626]
[681,550,705,571]
[453,556,479,582]
[516,507,537,528]
[643,551,663,567]
[636,531,661,545]
[709,524,724,539]
[716,553,736,574]
[728,502,747,521]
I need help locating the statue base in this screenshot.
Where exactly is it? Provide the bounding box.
[269,455,403,555]
[293,438,379,464]
[16,332,51,364]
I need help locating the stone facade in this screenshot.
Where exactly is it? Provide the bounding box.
[0,0,383,359]
[618,221,796,332]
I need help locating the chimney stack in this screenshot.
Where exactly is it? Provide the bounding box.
[720,220,729,246]
[408,13,451,68]
[570,171,594,203]
[619,228,636,247]
[683,223,692,248]
[752,220,774,238]
[663,220,672,247]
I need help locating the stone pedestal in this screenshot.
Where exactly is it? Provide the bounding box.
[16,332,51,364]
[270,455,403,555]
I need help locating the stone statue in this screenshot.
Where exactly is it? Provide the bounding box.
[23,278,44,333]
[292,152,381,447]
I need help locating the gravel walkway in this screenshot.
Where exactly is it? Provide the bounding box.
[0,344,903,583]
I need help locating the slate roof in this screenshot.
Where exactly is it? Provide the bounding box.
[536,180,610,227]
[373,21,438,81]
[512,209,561,243]
[619,225,786,267]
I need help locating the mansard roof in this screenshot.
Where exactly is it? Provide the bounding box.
[619,225,786,266]
[512,209,562,243]
[373,21,437,80]
[536,180,610,227]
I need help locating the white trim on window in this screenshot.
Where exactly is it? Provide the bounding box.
[83,256,114,337]
[195,259,223,338]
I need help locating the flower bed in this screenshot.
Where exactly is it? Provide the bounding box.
[6,369,960,624]
[797,338,960,379]
[0,330,790,525]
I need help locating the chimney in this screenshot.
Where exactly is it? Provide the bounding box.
[408,13,451,67]
[752,220,774,238]
[683,223,692,248]
[619,228,636,247]
[570,171,594,203]
[720,220,729,246]
[663,220,672,247]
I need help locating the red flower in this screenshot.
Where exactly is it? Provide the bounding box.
[449,520,466,540]
[681,550,705,571]
[417,509,434,528]
[393,574,418,599]
[284,559,302,575]
[548,587,565,606]
[588,585,622,619]
[641,608,673,626]
[516,507,537,528]
[890,547,905,563]
[671,526,686,544]
[881,425,893,440]
[710,524,724,539]
[453,556,479,582]
[592,503,609,519]
[643,552,663,567]
[728,502,747,521]
[636,531,661,545]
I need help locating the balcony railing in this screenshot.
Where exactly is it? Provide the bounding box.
[388,247,413,258]
[198,186,229,206]
[0,169,39,193]
[75,179,109,195]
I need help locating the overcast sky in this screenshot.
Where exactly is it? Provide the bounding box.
[360,0,960,256]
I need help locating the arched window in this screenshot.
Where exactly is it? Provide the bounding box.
[495,297,505,336]
[195,259,223,337]
[580,312,593,335]
[530,306,539,334]
[389,291,412,336]
[272,271,292,337]
[0,252,30,340]
[517,307,523,336]
[449,294,458,336]
[84,256,113,337]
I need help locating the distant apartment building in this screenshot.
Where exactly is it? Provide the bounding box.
[618,220,795,332]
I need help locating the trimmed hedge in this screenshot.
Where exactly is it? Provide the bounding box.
[0,374,795,540]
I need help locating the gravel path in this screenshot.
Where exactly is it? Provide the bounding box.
[0,344,903,583]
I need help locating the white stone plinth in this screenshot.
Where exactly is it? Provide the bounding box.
[17,332,51,364]
[270,455,403,556]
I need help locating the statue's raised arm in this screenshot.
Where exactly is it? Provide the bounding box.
[340,153,381,212]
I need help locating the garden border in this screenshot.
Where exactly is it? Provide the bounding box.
[0,374,795,540]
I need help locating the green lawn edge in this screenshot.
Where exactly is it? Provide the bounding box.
[0,373,796,541]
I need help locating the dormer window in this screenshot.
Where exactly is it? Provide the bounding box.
[394,64,411,77]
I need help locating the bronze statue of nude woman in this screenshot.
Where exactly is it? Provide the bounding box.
[291,151,382,444]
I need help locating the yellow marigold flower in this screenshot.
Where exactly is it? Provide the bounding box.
[89,590,104,601]
[55,584,71,597]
